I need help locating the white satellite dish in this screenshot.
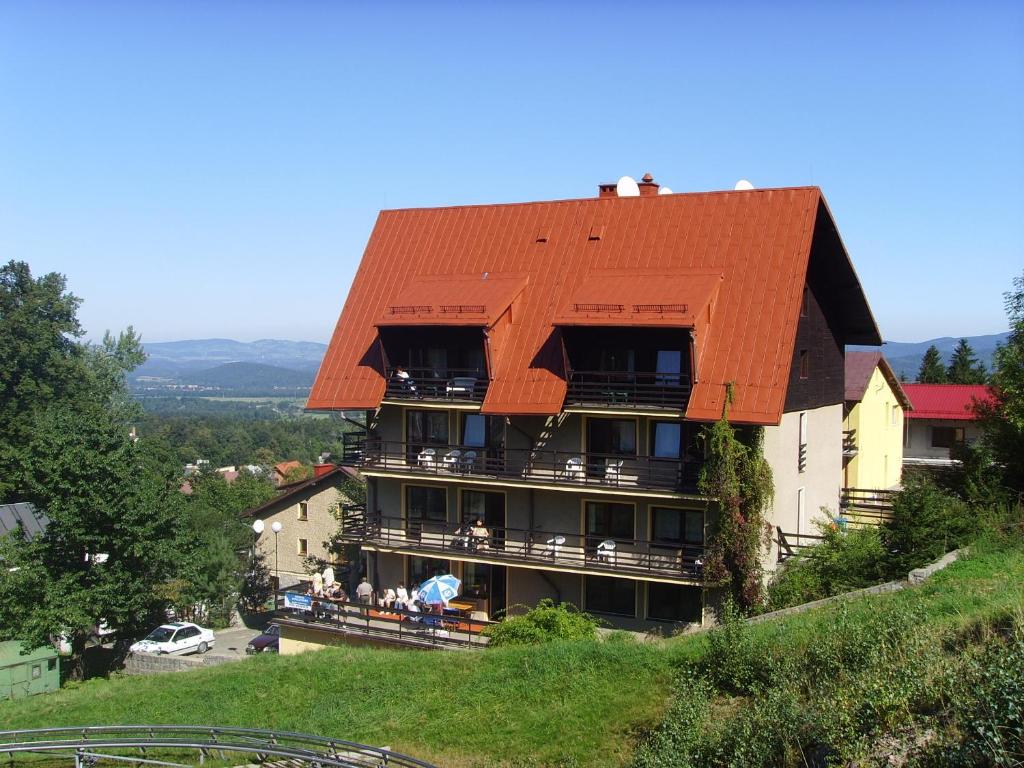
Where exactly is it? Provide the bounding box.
[734,179,754,191]
[658,186,673,195]
[616,175,640,197]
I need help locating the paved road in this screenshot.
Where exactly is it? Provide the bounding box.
[209,625,265,659]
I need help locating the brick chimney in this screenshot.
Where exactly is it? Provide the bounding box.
[313,463,334,479]
[598,182,617,198]
[638,172,660,197]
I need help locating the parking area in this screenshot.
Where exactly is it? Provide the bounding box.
[207,624,265,659]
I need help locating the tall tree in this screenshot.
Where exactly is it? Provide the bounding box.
[975,272,1024,492]
[917,345,948,383]
[0,262,179,678]
[946,338,987,384]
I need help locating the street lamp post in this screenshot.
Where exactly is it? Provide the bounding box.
[271,521,283,587]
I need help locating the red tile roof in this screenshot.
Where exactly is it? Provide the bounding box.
[845,351,912,409]
[902,384,994,421]
[309,186,880,424]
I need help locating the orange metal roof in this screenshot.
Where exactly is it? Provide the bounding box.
[552,269,723,328]
[309,186,880,424]
[376,273,527,327]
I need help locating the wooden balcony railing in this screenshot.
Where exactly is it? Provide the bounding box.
[338,510,706,582]
[565,370,692,410]
[384,367,488,403]
[345,436,704,494]
[842,429,858,458]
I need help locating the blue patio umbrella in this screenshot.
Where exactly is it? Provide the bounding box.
[416,574,461,606]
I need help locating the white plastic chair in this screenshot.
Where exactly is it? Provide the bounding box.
[546,535,566,560]
[596,539,617,565]
[564,456,584,480]
[417,448,436,468]
[442,449,462,471]
[604,458,624,483]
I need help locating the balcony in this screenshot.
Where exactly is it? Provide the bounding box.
[383,367,488,404]
[346,437,704,496]
[340,510,706,584]
[842,429,858,459]
[565,370,692,411]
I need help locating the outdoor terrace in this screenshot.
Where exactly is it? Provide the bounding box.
[340,510,707,584]
[383,366,488,405]
[564,370,693,412]
[347,437,704,497]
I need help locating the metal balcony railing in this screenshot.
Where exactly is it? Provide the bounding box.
[565,370,692,410]
[340,510,706,582]
[842,429,858,458]
[383,367,488,403]
[347,436,704,494]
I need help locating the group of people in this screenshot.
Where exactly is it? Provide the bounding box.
[453,518,491,552]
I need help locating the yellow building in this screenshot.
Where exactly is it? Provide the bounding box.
[843,352,911,490]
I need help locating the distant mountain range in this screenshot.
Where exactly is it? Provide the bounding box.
[130,333,1010,394]
[851,332,1010,381]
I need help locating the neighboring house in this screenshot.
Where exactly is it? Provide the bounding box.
[272,460,304,487]
[0,502,49,541]
[243,465,360,588]
[843,352,912,489]
[307,177,880,632]
[902,384,994,470]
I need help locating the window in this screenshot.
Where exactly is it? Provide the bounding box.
[798,412,808,473]
[586,418,636,456]
[297,538,308,556]
[647,583,702,623]
[406,485,448,536]
[460,414,504,451]
[931,426,965,449]
[462,562,493,599]
[408,556,449,587]
[650,422,682,459]
[47,658,56,672]
[584,575,636,617]
[407,409,449,446]
[654,350,682,385]
[801,285,809,317]
[799,350,809,379]
[31,664,41,679]
[298,501,308,521]
[797,487,806,533]
[891,405,899,427]
[651,507,704,546]
[585,501,634,544]
[460,489,505,527]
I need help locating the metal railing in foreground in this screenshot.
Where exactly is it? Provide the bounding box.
[273,592,496,650]
[0,725,438,768]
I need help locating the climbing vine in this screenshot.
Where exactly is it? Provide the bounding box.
[699,384,775,611]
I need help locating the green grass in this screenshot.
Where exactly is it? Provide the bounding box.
[2,545,1022,768]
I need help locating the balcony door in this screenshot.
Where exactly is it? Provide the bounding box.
[586,418,636,478]
[585,500,635,554]
[460,489,506,550]
[460,414,506,472]
[651,506,704,569]
[405,485,447,542]
[406,410,449,465]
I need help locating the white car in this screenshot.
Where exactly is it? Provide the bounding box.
[130,622,216,656]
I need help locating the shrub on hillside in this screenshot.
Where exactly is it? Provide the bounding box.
[766,523,888,610]
[483,599,600,647]
[881,480,975,577]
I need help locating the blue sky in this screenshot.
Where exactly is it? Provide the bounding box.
[2,1,1021,345]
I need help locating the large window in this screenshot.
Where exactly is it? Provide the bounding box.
[587,419,637,456]
[461,414,505,451]
[650,422,682,459]
[584,575,636,617]
[585,501,634,544]
[461,490,505,527]
[647,583,702,623]
[408,556,450,588]
[406,485,447,537]
[650,507,704,547]
[407,410,449,446]
[931,426,965,449]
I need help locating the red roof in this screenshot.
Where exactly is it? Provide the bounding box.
[902,384,994,421]
[309,186,880,424]
[376,273,528,327]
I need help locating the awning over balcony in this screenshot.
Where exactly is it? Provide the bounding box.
[552,269,724,328]
[376,273,528,328]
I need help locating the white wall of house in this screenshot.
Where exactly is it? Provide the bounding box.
[762,403,843,564]
[904,419,984,461]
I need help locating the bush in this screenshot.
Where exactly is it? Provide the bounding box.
[882,480,975,577]
[483,599,600,647]
[766,522,888,610]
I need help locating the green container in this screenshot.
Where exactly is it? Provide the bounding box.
[0,641,60,699]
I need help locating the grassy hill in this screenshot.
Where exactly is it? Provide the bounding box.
[2,543,1021,767]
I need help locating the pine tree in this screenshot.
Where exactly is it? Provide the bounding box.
[947,338,987,384]
[917,345,948,383]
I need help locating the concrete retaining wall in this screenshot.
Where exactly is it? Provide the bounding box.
[123,652,234,675]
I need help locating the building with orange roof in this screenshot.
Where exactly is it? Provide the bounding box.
[309,175,880,632]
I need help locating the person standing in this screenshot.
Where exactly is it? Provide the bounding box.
[355,577,373,615]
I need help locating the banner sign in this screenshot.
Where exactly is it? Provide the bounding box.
[284,592,313,610]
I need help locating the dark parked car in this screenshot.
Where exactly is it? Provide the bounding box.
[245,623,280,654]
